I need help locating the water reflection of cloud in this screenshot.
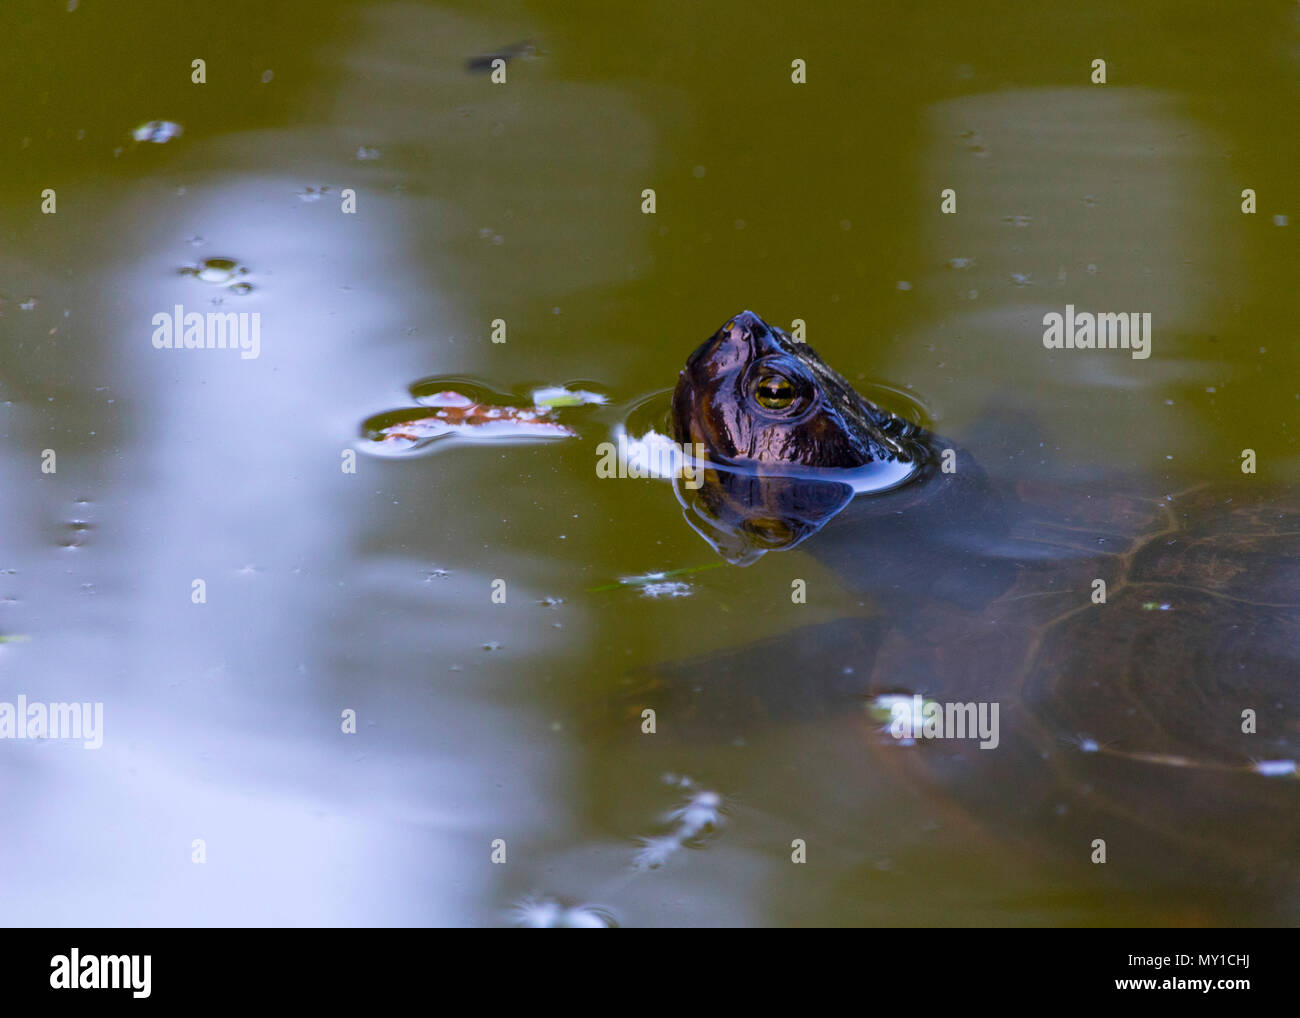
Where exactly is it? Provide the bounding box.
[0,0,659,924]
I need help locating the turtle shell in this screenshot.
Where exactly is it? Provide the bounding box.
[859,481,1300,883]
[627,477,1300,904]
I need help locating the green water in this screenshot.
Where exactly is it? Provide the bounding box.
[0,0,1297,926]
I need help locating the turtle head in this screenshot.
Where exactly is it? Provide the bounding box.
[671,310,899,470]
[668,311,933,563]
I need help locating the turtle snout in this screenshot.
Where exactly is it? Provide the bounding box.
[725,310,774,340]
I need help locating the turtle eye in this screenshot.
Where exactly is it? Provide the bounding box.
[753,373,796,411]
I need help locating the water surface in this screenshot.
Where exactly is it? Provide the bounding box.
[1,0,1297,926]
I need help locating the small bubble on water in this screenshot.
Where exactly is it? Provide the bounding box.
[261,69,274,83]
[1273,214,1289,227]
[62,521,91,548]
[692,165,706,178]
[896,280,912,291]
[187,258,244,285]
[356,146,381,160]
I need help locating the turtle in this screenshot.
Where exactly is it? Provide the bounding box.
[641,309,1300,915]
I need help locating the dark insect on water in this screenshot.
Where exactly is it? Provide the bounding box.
[466,40,538,74]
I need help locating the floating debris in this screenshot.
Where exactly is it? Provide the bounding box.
[957,129,988,158]
[638,581,692,599]
[867,693,953,747]
[363,380,598,454]
[633,779,725,871]
[531,386,607,408]
[511,896,617,928]
[369,396,575,447]
[132,120,183,144]
[588,562,723,594]
[1254,759,1297,778]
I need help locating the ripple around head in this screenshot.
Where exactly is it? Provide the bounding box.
[616,385,930,495]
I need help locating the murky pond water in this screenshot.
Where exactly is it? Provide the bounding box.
[1,0,1297,926]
